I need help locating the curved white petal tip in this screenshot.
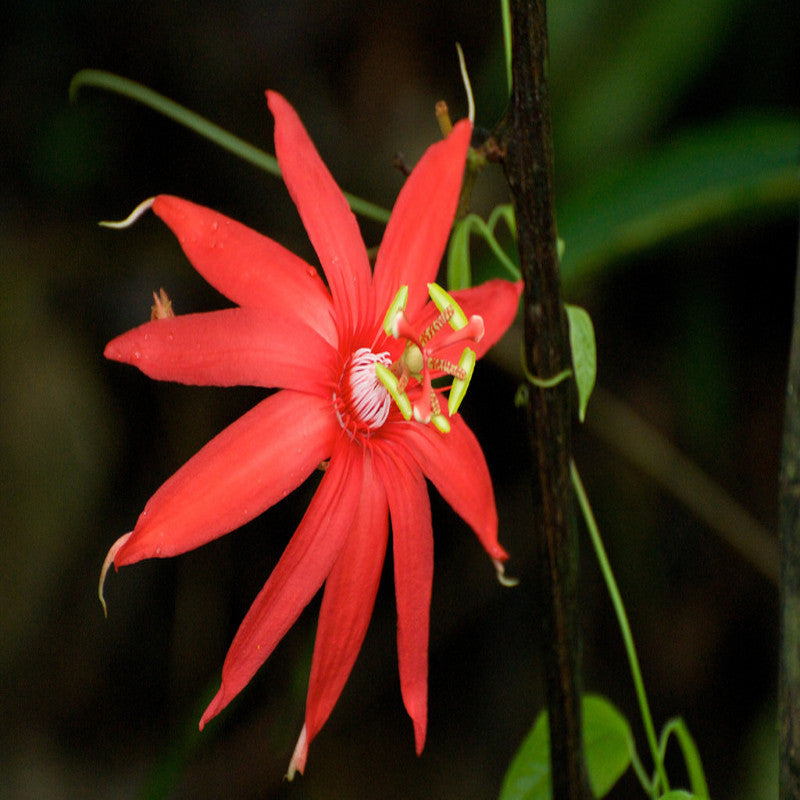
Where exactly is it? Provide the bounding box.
[456,43,475,125]
[285,724,308,781]
[98,532,132,617]
[493,558,519,588]
[99,197,156,229]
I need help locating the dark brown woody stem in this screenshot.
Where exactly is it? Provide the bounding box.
[501,1,588,797]
[779,216,800,800]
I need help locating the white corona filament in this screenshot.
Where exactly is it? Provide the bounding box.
[336,347,392,432]
[99,196,156,229]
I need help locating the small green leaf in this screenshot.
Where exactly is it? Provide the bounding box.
[500,707,550,800]
[583,695,634,797]
[565,304,596,422]
[658,792,695,799]
[499,694,633,800]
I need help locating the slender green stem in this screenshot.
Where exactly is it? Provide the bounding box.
[658,718,709,799]
[459,210,520,279]
[570,459,670,796]
[69,69,391,225]
[486,203,521,277]
[627,743,655,797]
[501,0,513,94]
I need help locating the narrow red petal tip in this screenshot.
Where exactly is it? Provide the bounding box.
[490,543,509,562]
[413,718,427,756]
[103,339,124,362]
[198,687,226,731]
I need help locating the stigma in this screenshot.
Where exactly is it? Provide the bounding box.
[376,283,483,433]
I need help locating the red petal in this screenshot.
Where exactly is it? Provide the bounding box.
[152,195,336,345]
[104,308,335,394]
[115,391,338,565]
[411,278,522,365]
[200,436,364,728]
[303,453,388,751]
[449,279,522,358]
[373,120,472,322]
[267,92,374,342]
[375,445,432,754]
[385,414,507,562]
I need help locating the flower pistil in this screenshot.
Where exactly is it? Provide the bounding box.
[376,283,483,433]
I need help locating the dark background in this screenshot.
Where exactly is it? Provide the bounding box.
[2,1,798,797]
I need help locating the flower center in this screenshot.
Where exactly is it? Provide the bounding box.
[334,347,392,436]
[375,282,483,434]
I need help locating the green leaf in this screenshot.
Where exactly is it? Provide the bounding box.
[499,707,550,800]
[658,792,696,799]
[565,305,596,422]
[558,115,800,289]
[583,695,634,797]
[499,694,633,800]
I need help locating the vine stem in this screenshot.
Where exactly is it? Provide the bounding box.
[569,459,670,795]
[69,69,391,225]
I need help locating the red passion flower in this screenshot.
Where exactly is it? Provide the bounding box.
[101,90,522,776]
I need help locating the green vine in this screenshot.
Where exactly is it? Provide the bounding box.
[69,69,391,225]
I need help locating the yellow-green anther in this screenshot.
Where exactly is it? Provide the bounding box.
[427,282,468,329]
[431,414,451,434]
[447,347,476,415]
[382,285,409,336]
[375,362,412,420]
